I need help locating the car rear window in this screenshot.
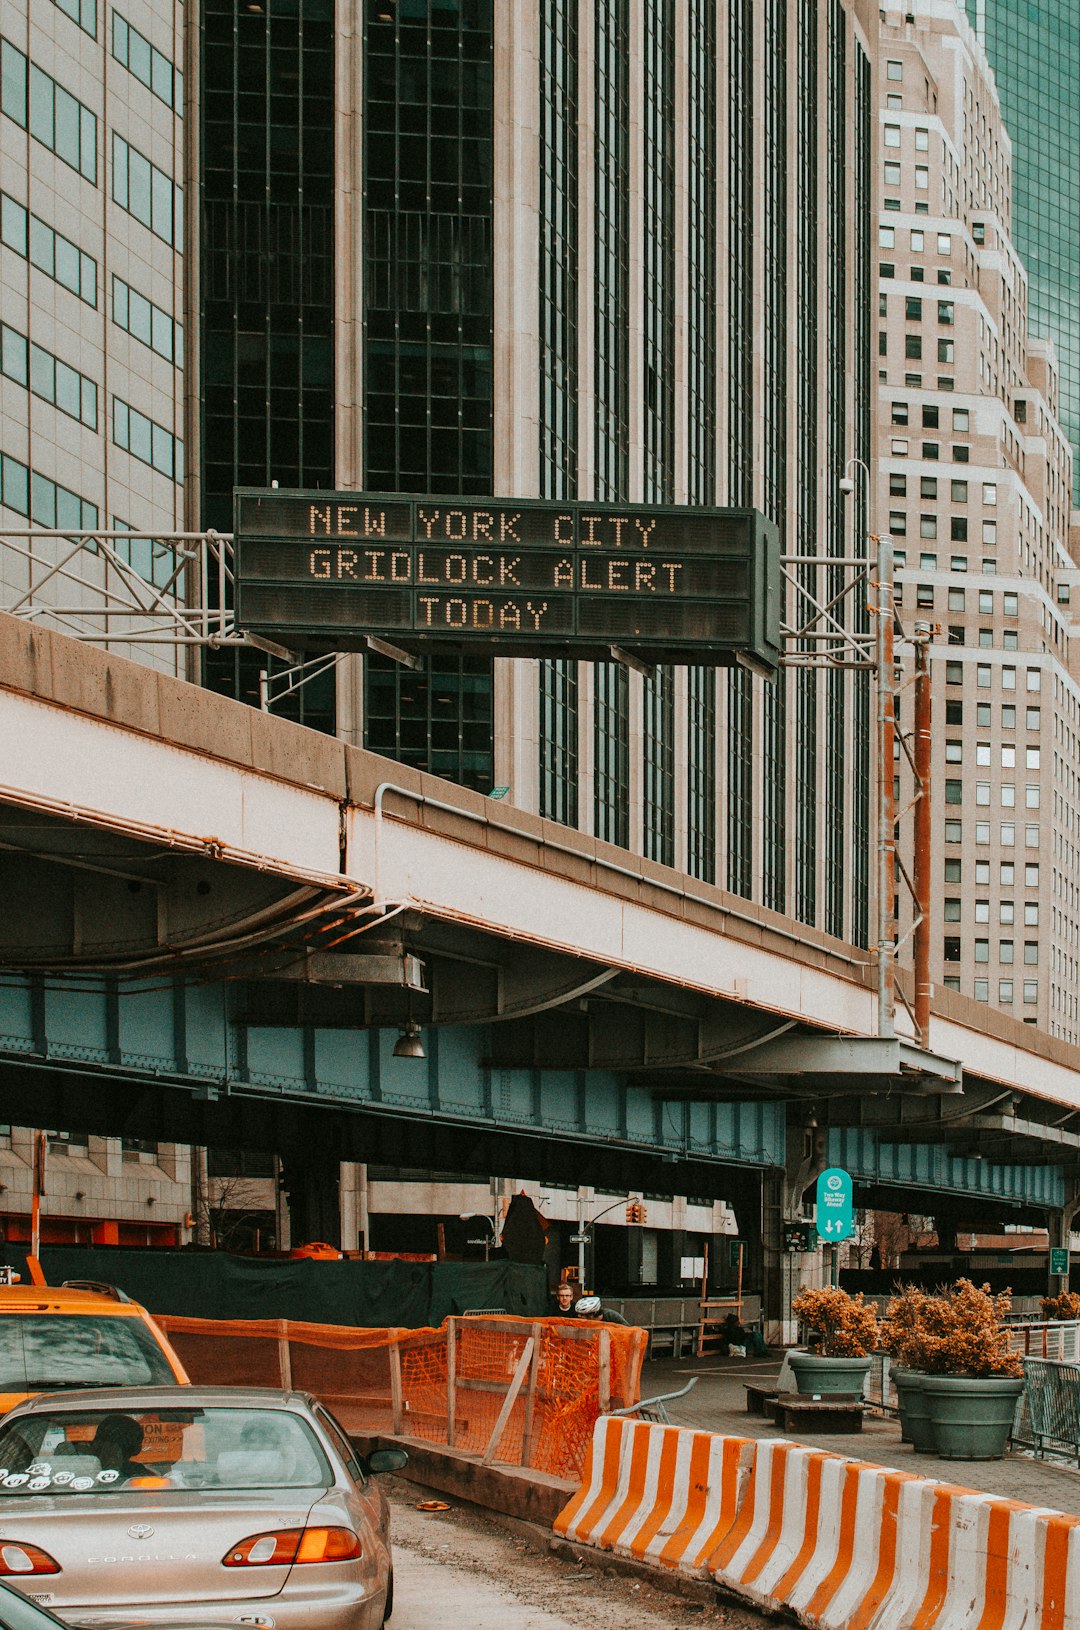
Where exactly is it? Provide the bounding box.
[0,1407,331,1494]
[0,1315,175,1392]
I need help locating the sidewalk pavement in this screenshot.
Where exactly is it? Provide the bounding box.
[640,1353,1080,1514]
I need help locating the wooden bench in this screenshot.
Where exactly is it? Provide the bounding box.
[744,1383,779,1416]
[766,1391,864,1434]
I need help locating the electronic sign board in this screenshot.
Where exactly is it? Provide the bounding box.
[234,490,781,669]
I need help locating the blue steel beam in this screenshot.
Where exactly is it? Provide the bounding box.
[827,1127,1064,1210]
[0,975,784,1169]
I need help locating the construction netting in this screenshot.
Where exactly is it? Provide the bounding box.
[157,1313,646,1482]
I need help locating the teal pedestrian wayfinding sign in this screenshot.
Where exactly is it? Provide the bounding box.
[1050,1246,1070,1277]
[816,1167,855,1242]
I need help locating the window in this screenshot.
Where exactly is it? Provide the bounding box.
[921,405,939,429]
[1023,981,1038,1004]
[887,60,902,81]
[976,742,991,766]
[880,262,895,279]
[911,230,924,251]
[951,518,967,541]
[2,42,97,183]
[1025,785,1040,808]
[884,162,901,186]
[974,979,989,1002]
[972,222,985,244]
[1000,821,1014,845]
[915,165,928,189]
[1025,746,1039,769]
[978,628,993,648]
[0,449,97,529]
[975,781,990,805]
[889,473,907,496]
[1000,862,1013,884]
[1024,863,1039,886]
[999,902,1014,924]
[1024,903,1039,926]
[937,233,951,253]
[915,128,929,151]
[906,297,923,320]
[943,937,961,962]
[1002,666,1016,690]
[945,819,962,842]
[944,859,962,882]
[951,480,967,501]
[1,324,97,429]
[975,900,989,923]
[938,301,954,324]
[944,899,961,921]
[891,439,909,456]
[982,483,997,506]
[938,339,954,363]
[112,276,181,365]
[976,821,990,843]
[945,741,962,763]
[922,442,939,460]
[1000,941,1014,963]
[920,515,937,538]
[982,520,997,545]
[1026,669,1040,692]
[1024,942,1039,965]
[113,398,183,480]
[947,625,964,645]
[999,980,1013,1003]
[974,939,989,963]
[976,703,990,726]
[111,134,180,246]
[112,13,182,111]
[0,191,96,306]
[1002,705,1015,727]
[951,556,967,572]
[1001,783,1015,807]
[952,446,969,464]
[52,0,97,35]
[917,583,934,608]
[920,477,937,499]
[891,402,909,425]
[884,124,901,147]
[1025,708,1040,729]
[1000,744,1015,766]
[889,511,906,534]
[952,408,969,431]
[945,700,962,724]
[944,779,962,805]
[945,661,962,684]
[975,860,990,884]
[879,225,896,248]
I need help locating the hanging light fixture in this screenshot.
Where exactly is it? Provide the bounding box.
[392,1020,425,1060]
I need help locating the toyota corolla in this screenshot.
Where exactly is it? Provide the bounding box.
[0,1386,405,1628]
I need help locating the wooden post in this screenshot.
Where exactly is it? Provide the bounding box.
[390,1337,404,1436]
[276,1320,292,1390]
[598,1327,611,1414]
[446,1318,457,1448]
[481,1338,534,1467]
[521,1321,542,1467]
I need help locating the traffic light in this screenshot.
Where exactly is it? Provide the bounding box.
[625,1202,647,1225]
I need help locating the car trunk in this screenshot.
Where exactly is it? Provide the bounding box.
[0,1488,321,1608]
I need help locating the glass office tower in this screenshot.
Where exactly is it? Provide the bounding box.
[970,1,1080,498]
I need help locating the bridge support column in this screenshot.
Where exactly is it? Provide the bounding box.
[280,1151,342,1249]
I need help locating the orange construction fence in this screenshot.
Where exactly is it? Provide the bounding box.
[156,1313,646,1482]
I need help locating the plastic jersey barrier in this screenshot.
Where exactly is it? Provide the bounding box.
[556,1420,1080,1627]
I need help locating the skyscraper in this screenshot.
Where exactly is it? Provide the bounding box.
[967,0,1080,498]
[196,0,878,950]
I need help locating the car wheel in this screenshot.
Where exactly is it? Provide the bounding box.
[382,1565,394,1623]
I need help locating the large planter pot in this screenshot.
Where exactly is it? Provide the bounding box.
[921,1374,1025,1461]
[788,1351,872,1396]
[893,1368,935,1452]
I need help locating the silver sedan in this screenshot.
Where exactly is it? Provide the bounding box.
[0,1386,406,1629]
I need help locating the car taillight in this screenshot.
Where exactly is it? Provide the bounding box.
[0,1543,61,1576]
[223,1527,362,1568]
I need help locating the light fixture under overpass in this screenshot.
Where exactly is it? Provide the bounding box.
[392,1020,426,1060]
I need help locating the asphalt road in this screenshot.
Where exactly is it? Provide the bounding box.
[384,1480,767,1630]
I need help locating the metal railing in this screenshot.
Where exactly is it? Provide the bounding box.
[1016,1358,1080,1462]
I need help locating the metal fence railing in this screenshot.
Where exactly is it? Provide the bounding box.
[1016,1358,1080,1462]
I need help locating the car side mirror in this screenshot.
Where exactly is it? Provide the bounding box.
[367,1447,409,1475]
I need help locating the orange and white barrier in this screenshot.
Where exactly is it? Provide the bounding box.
[556,1422,1080,1629]
[553,1416,754,1576]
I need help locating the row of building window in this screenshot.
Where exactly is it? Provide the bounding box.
[0,321,98,429]
[0,45,180,245]
[943,819,1039,847]
[1,38,97,182]
[943,702,1040,729]
[944,901,1040,925]
[53,0,96,38]
[112,275,182,365]
[944,977,1038,1005]
[0,189,97,307]
[0,447,98,530]
[112,12,182,112]
[943,938,1039,964]
[944,662,1041,690]
[945,860,1039,885]
[113,398,182,481]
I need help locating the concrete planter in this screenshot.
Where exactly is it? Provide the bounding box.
[788,1352,871,1396]
[921,1373,1025,1460]
[893,1367,936,1452]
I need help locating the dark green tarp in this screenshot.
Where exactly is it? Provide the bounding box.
[0,1247,546,1329]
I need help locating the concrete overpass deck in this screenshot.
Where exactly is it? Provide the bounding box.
[0,612,1077,1225]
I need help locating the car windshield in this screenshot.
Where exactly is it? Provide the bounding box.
[0,1407,332,1494]
[0,1315,175,1391]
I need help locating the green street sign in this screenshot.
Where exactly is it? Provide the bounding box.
[816,1167,855,1242]
[1050,1247,1070,1276]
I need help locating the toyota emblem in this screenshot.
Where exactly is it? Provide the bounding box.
[127,1524,155,1540]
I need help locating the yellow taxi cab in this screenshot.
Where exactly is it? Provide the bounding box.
[0,1279,188,1415]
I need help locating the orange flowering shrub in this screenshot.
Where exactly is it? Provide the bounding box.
[1040,1290,1080,1320]
[881,1279,1021,1378]
[791,1286,879,1358]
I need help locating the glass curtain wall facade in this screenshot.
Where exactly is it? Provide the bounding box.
[361,0,495,792]
[199,0,334,729]
[971,1,1080,501]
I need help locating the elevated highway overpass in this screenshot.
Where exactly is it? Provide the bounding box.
[0,611,1076,1278]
